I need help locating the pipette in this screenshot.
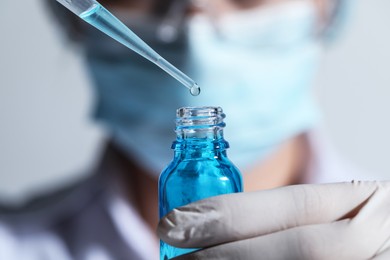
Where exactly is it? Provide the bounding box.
[56,0,201,96]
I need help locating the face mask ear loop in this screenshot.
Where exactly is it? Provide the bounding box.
[156,0,192,43]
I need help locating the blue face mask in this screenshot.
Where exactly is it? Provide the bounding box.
[84,1,322,177]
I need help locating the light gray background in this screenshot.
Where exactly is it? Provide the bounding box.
[0,0,389,202]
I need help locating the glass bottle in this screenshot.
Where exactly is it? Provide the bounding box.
[159,106,243,260]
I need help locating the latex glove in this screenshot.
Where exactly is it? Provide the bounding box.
[158,182,390,259]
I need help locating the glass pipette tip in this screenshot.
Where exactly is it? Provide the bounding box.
[56,0,200,96]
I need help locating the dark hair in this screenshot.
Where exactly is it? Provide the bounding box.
[45,0,175,41]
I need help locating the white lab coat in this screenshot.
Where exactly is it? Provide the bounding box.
[0,129,363,260]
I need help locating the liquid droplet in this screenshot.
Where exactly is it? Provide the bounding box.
[190,84,201,96]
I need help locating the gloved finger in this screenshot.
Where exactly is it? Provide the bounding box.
[158,181,388,248]
[172,221,352,260]
[173,183,390,260]
[351,183,390,257]
[172,220,380,260]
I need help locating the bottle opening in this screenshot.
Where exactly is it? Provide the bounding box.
[176,106,226,129]
[175,106,226,141]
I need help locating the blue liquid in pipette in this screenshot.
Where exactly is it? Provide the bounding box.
[80,4,201,96]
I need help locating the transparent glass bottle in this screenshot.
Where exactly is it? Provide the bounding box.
[159,106,243,260]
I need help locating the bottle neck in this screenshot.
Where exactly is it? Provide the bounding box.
[173,127,228,148]
[172,136,229,159]
[176,126,224,140]
[173,106,229,158]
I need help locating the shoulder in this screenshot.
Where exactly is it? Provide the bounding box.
[0,171,107,232]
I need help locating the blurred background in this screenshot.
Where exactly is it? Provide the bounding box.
[0,0,389,203]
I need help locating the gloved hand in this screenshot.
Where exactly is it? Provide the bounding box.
[158,181,390,260]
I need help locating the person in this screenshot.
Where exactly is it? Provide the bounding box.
[1,0,385,259]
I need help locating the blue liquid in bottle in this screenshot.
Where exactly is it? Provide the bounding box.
[159,106,243,260]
